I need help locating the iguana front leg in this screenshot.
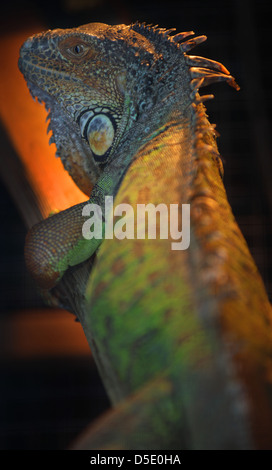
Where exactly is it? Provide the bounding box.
[24,169,116,289]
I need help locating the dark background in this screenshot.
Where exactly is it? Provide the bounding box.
[0,0,271,449]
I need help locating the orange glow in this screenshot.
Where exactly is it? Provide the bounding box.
[0,309,91,358]
[0,28,88,220]
[0,28,91,360]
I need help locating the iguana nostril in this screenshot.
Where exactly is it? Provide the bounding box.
[21,38,32,50]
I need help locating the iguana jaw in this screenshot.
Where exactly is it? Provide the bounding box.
[18,65,102,196]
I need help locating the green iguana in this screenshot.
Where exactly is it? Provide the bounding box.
[18,22,272,450]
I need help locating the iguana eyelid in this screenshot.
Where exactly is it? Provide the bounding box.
[59,38,93,61]
[66,43,89,58]
[69,44,86,56]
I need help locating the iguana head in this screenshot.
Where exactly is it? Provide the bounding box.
[19,22,238,195]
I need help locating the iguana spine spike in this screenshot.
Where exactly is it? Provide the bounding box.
[180,35,207,52]
[162,28,176,36]
[190,77,205,91]
[186,55,230,75]
[200,142,221,156]
[172,31,195,42]
[195,94,215,103]
[49,135,55,145]
[190,67,240,90]
[47,121,53,134]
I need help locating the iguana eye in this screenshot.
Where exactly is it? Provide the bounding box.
[72,44,84,55]
[59,38,92,61]
[68,43,88,57]
[80,111,115,163]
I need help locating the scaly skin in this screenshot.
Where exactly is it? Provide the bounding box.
[18,22,272,449]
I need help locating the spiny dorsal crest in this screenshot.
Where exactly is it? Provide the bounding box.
[130,22,239,95]
[131,21,197,50]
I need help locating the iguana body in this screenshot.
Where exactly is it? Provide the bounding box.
[18,22,272,449]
